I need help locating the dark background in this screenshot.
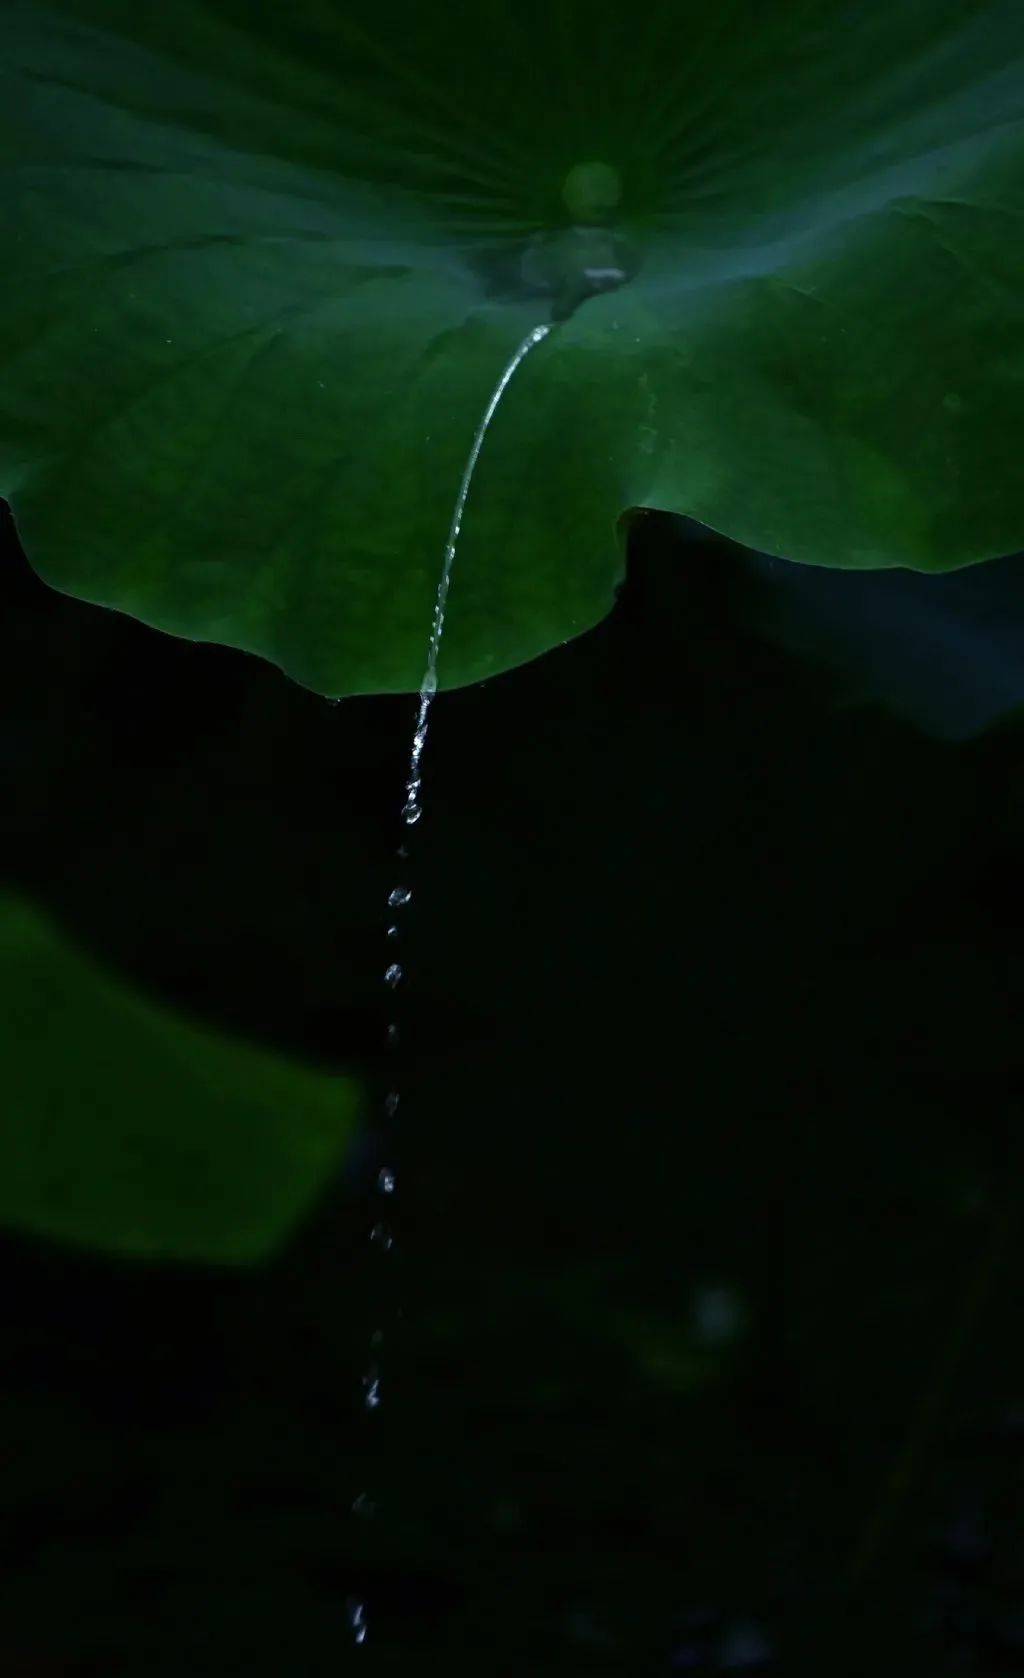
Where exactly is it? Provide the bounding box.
[1,503,1023,1674]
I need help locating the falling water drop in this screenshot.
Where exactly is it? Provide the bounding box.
[387,1023,399,1046]
[384,963,402,988]
[348,1598,368,1644]
[363,1371,381,1410]
[370,1221,394,1250]
[384,1090,399,1117]
[386,924,400,940]
[378,1166,396,1195]
[388,886,412,908]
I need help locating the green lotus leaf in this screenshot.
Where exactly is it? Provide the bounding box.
[0,891,361,1263]
[2,0,1022,695]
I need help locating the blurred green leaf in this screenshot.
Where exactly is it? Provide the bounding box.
[0,890,361,1263]
[2,0,1023,695]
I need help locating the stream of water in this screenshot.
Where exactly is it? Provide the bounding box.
[399,322,553,829]
[348,319,552,1648]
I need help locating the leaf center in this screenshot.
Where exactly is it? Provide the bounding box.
[561,160,622,225]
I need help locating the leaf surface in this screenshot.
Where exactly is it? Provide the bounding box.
[2,0,1023,693]
[0,891,361,1263]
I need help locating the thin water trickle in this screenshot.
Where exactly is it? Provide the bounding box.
[400,322,551,829]
[352,320,552,1648]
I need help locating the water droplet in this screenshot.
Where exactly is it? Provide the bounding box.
[386,924,399,940]
[402,800,422,825]
[421,670,438,699]
[370,1221,394,1250]
[347,1598,368,1643]
[378,1166,396,1194]
[387,1023,399,1046]
[384,1090,399,1116]
[384,963,402,988]
[362,1372,381,1410]
[388,886,412,908]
